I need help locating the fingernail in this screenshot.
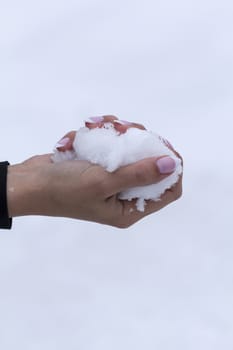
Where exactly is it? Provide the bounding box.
[86,116,104,123]
[55,137,70,148]
[114,120,131,125]
[156,156,177,174]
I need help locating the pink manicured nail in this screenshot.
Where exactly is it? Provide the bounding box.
[156,156,177,174]
[114,120,131,125]
[87,116,104,123]
[55,137,70,148]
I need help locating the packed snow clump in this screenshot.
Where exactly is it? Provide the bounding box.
[52,122,182,211]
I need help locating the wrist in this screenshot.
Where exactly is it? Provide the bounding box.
[7,163,50,217]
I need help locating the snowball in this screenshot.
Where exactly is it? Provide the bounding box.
[52,122,183,212]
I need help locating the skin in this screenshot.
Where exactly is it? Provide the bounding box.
[7,115,183,228]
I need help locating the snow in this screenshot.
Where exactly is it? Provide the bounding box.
[52,124,182,211]
[0,0,233,349]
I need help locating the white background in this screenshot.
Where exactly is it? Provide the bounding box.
[0,0,233,349]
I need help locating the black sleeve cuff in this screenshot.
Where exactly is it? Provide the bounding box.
[0,161,12,229]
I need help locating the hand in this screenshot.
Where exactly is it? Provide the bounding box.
[7,116,183,228]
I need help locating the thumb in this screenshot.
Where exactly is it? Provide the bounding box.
[106,156,180,195]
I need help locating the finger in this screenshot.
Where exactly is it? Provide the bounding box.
[159,136,175,152]
[85,116,146,135]
[85,115,119,129]
[55,131,77,152]
[105,155,179,196]
[158,135,183,165]
[103,115,119,123]
[129,175,183,215]
[119,176,183,227]
[104,176,182,228]
[85,116,104,129]
[130,122,146,130]
[113,120,146,134]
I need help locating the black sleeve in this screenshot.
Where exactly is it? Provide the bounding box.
[0,161,12,229]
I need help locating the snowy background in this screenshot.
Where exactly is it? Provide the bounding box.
[0,0,233,348]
